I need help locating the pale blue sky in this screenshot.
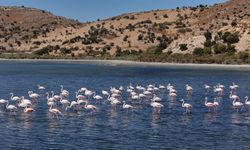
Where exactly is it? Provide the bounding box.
[0,0,228,22]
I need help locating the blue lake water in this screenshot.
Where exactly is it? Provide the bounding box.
[0,61,250,149]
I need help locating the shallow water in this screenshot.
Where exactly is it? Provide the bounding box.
[0,61,250,149]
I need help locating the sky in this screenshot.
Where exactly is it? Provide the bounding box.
[0,0,228,22]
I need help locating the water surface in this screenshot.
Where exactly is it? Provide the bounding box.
[0,61,249,149]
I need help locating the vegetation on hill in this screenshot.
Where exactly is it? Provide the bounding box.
[0,0,249,64]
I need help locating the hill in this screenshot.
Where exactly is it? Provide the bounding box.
[0,0,249,63]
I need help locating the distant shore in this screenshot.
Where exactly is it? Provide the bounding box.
[1,58,250,70]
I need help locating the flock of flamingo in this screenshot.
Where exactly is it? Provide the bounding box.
[0,82,249,118]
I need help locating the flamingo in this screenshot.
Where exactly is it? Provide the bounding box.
[6,101,17,112]
[244,96,250,106]
[205,97,215,112]
[60,85,69,94]
[167,83,174,90]
[51,91,60,101]
[65,101,78,111]
[24,107,35,113]
[102,90,109,97]
[232,98,243,112]
[60,85,69,97]
[49,105,62,118]
[37,85,45,90]
[229,91,239,100]
[46,92,55,102]
[110,98,121,106]
[60,97,70,108]
[186,84,193,95]
[139,93,146,98]
[84,101,97,112]
[75,91,85,100]
[0,99,8,109]
[159,84,166,89]
[152,94,162,102]
[28,91,39,100]
[122,101,133,109]
[131,94,140,100]
[213,98,219,111]
[10,93,20,101]
[93,92,103,101]
[229,82,239,91]
[169,92,177,97]
[204,84,210,92]
[20,96,32,106]
[150,100,164,113]
[180,99,192,113]
[84,90,93,100]
[0,99,8,104]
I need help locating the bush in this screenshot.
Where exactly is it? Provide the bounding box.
[60,48,71,54]
[214,43,227,54]
[163,14,169,18]
[222,32,239,44]
[138,34,144,41]
[179,44,188,51]
[34,47,51,55]
[193,47,204,56]
[227,45,236,54]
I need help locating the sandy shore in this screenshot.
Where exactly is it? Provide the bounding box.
[0,58,250,70]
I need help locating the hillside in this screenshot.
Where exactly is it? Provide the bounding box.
[0,0,249,63]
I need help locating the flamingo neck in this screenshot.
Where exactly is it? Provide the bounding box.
[10,93,13,99]
[46,93,49,100]
[51,91,54,96]
[181,100,185,107]
[245,97,249,103]
[6,101,9,108]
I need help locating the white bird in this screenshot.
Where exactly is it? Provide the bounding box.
[131,95,140,100]
[122,101,133,109]
[37,85,45,90]
[180,99,192,113]
[186,84,193,92]
[51,91,60,100]
[84,101,97,112]
[169,92,177,97]
[0,99,8,105]
[150,100,164,113]
[49,105,62,118]
[10,93,21,101]
[152,94,162,102]
[229,91,239,100]
[28,91,39,99]
[245,96,250,106]
[60,85,69,94]
[205,97,215,112]
[204,84,210,90]
[102,90,110,96]
[232,98,243,112]
[75,91,85,100]
[159,85,166,89]
[60,97,70,108]
[213,98,219,111]
[65,101,78,111]
[6,101,17,112]
[84,90,93,99]
[93,92,103,100]
[24,107,35,113]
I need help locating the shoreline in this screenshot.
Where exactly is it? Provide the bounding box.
[0,58,250,70]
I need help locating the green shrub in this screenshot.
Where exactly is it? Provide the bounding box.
[222,32,239,44]
[193,47,204,56]
[214,43,227,54]
[179,44,188,51]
